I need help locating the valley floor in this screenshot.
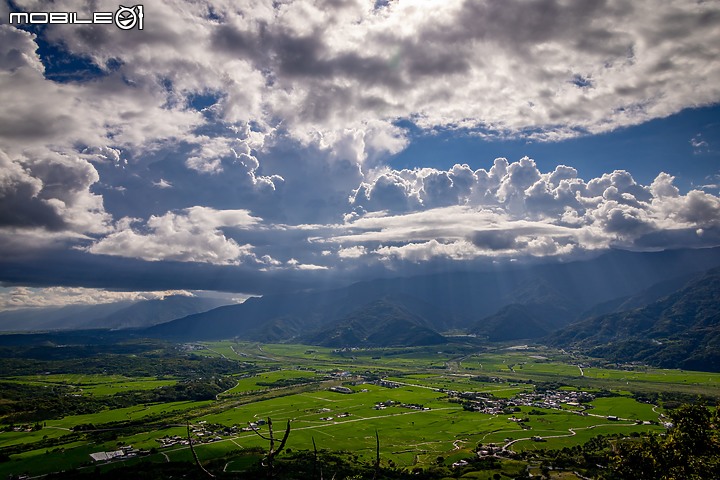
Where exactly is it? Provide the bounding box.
[1,341,719,479]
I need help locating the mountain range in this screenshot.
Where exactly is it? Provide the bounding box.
[3,247,720,371]
[550,267,720,371]
[144,248,720,349]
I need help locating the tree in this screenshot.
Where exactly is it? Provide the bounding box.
[610,403,720,480]
[252,417,291,479]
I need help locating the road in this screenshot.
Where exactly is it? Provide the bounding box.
[502,422,638,451]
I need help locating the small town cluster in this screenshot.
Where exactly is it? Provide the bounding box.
[451,389,596,415]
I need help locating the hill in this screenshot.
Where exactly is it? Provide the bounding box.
[145,248,720,343]
[301,299,446,347]
[551,267,720,371]
[473,304,556,341]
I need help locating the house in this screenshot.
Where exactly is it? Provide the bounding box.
[329,386,353,394]
[89,450,125,462]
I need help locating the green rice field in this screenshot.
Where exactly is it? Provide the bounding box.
[0,342,715,477]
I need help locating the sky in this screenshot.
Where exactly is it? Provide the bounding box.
[1,0,719,309]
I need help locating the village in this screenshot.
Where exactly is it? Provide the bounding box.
[450,388,596,415]
[86,377,624,467]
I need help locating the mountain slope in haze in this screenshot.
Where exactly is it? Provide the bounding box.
[144,292,449,342]
[144,294,324,341]
[551,267,720,372]
[144,247,720,344]
[0,296,230,331]
[579,272,703,319]
[81,296,231,329]
[472,304,559,341]
[302,300,446,347]
[471,277,582,341]
[0,302,134,331]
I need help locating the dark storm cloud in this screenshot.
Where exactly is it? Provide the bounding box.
[211,22,408,93]
[634,227,720,250]
[0,249,308,295]
[470,230,521,251]
[0,148,109,239]
[0,180,65,230]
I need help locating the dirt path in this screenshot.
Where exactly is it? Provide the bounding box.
[384,380,439,391]
[452,439,467,450]
[216,378,240,400]
[205,348,228,360]
[502,422,637,451]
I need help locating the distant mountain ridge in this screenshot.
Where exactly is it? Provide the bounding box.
[4,248,720,370]
[550,267,720,372]
[144,247,720,346]
[302,299,446,347]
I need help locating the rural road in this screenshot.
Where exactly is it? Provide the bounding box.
[502,422,637,451]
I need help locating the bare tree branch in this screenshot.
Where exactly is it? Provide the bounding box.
[257,417,291,479]
[373,429,380,480]
[187,421,216,478]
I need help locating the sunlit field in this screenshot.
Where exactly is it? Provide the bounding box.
[0,342,714,478]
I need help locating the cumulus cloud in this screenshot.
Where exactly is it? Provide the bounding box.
[330,159,720,261]
[0,148,112,255]
[1,1,720,295]
[5,1,718,154]
[87,207,261,265]
[3,2,719,222]
[376,240,480,262]
[184,134,283,193]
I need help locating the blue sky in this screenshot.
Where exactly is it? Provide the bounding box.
[0,0,719,309]
[390,105,720,190]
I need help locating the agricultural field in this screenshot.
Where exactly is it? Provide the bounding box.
[3,374,178,396]
[0,341,716,478]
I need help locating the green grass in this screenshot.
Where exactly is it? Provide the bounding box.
[3,374,178,396]
[459,350,720,397]
[0,427,67,448]
[225,370,322,395]
[44,400,211,429]
[1,343,717,476]
[587,396,658,421]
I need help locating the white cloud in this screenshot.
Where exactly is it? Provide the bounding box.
[1,2,720,288]
[0,286,193,310]
[691,133,710,154]
[322,161,720,261]
[153,179,173,189]
[375,239,481,262]
[0,148,112,255]
[87,207,261,265]
[284,258,328,270]
[337,245,367,259]
[4,0,716,164]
